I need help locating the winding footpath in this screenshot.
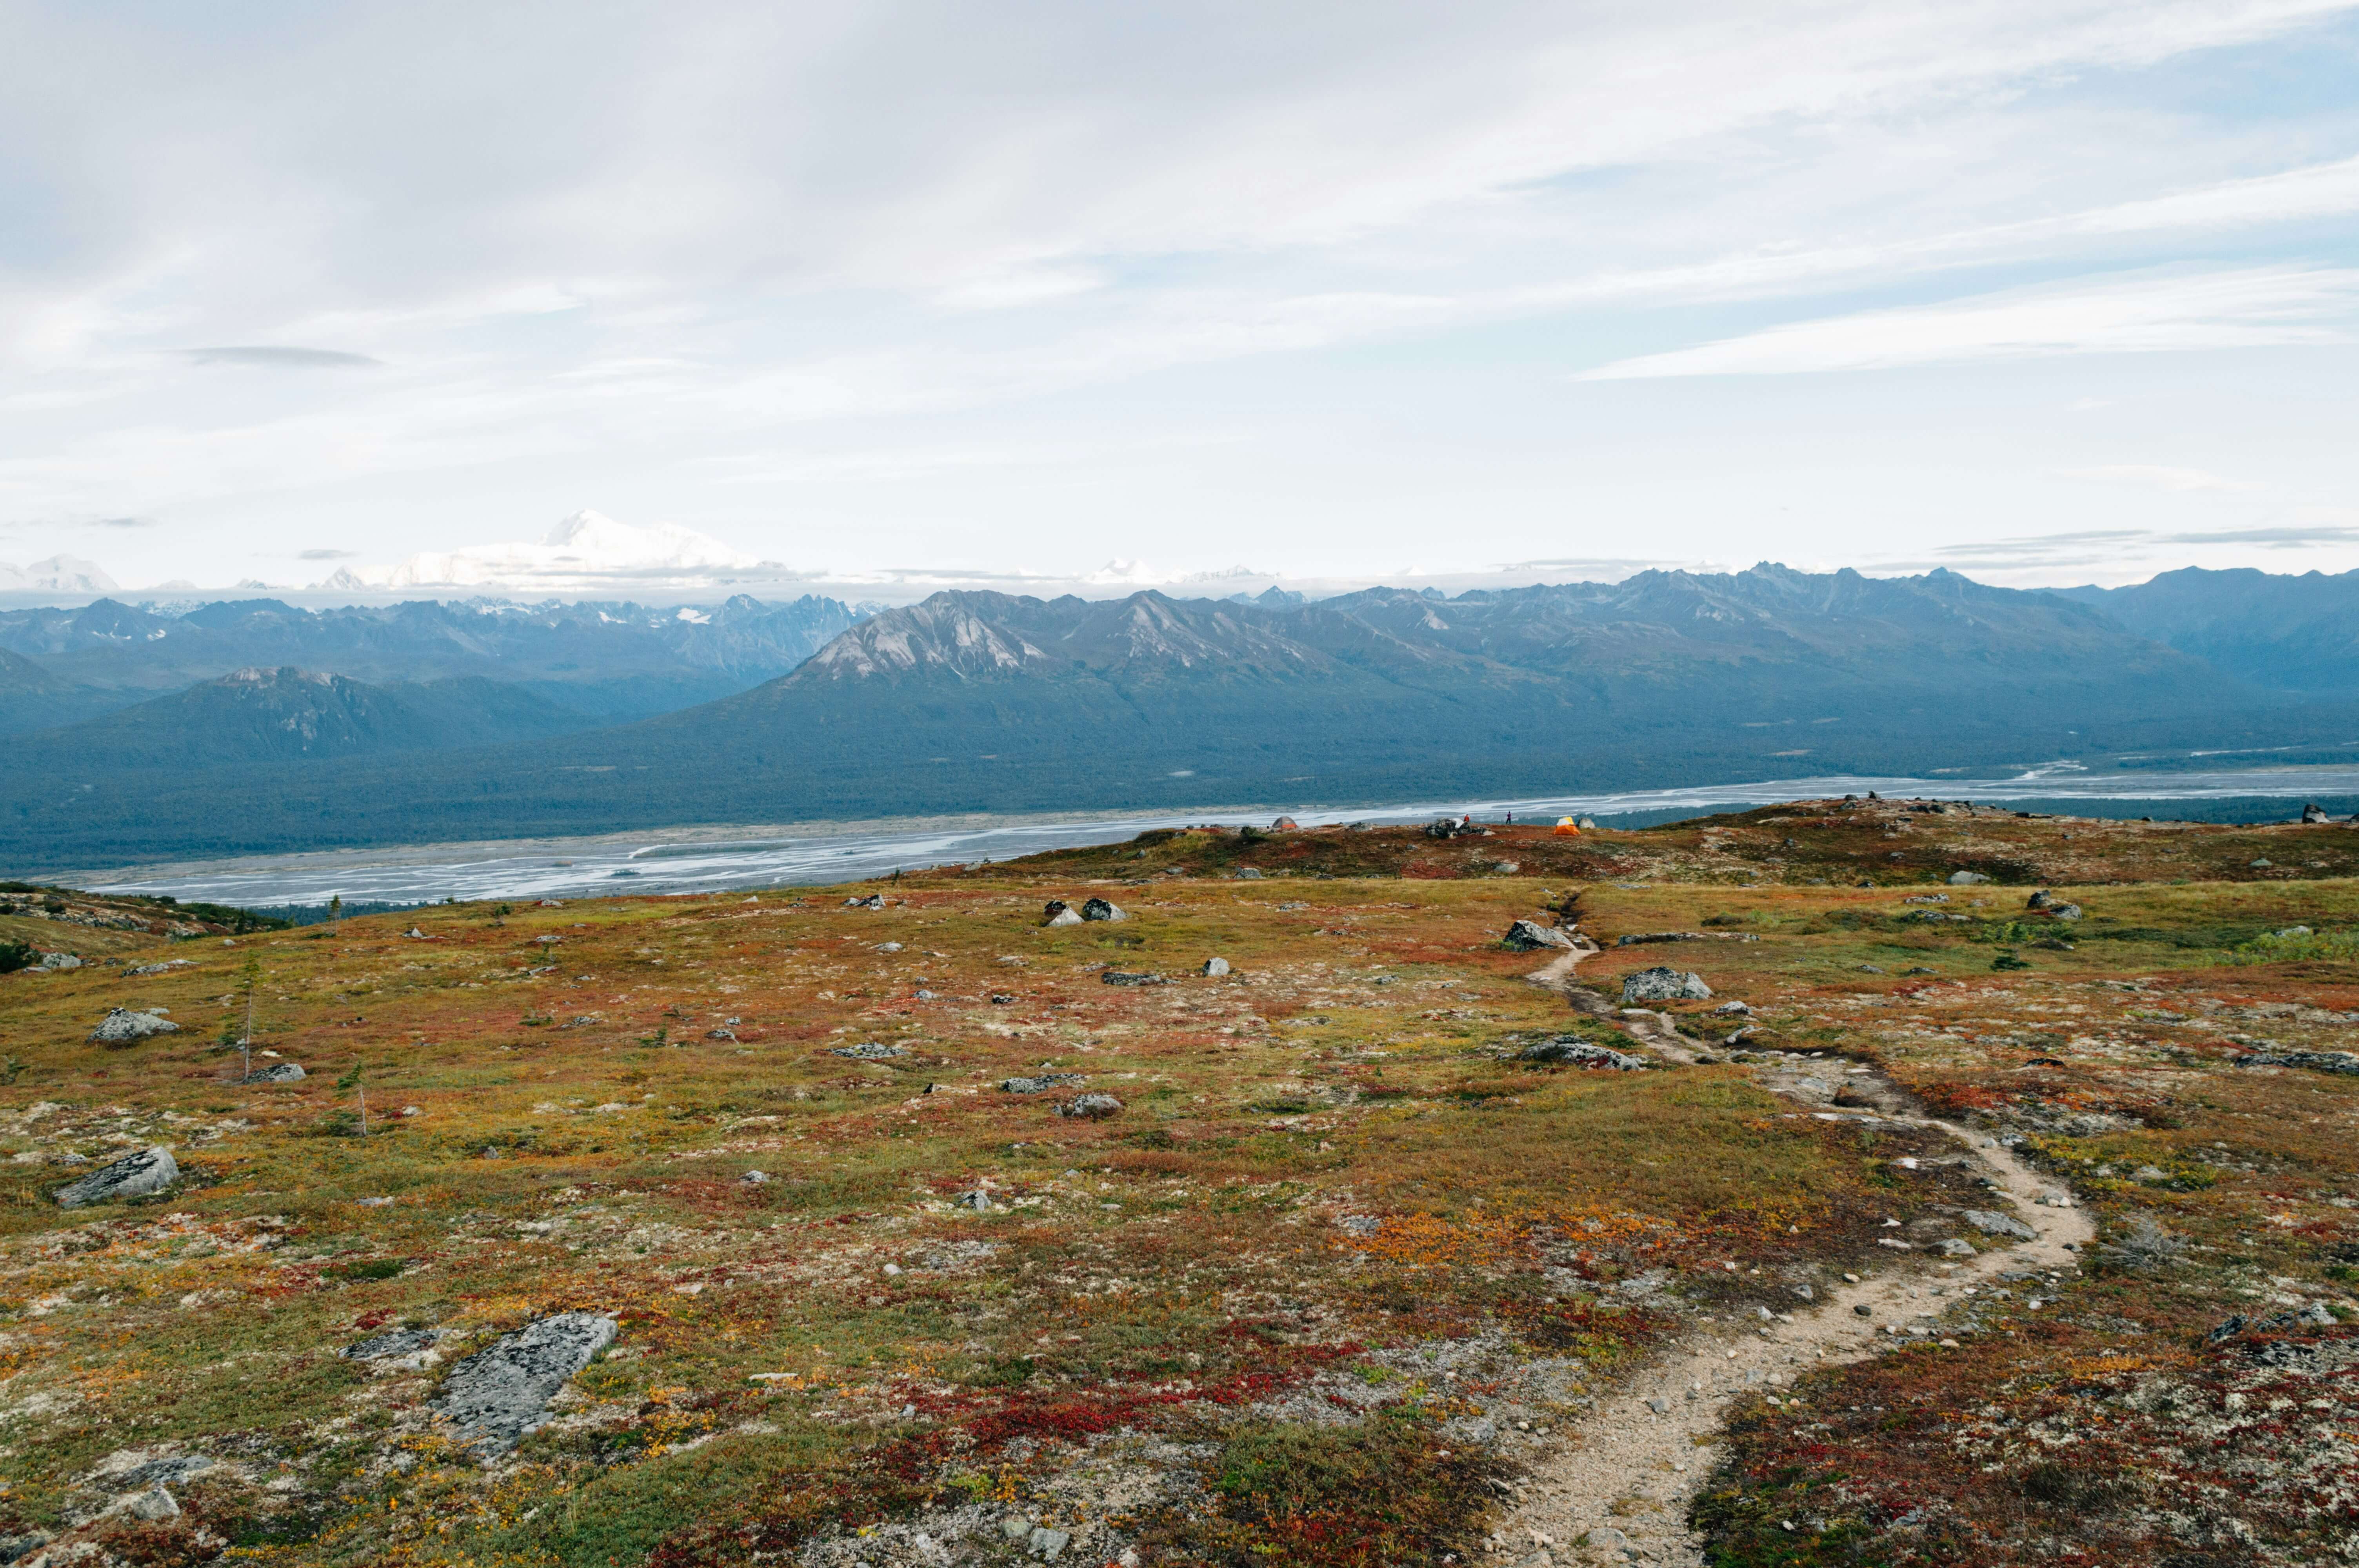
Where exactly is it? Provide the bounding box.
[1500,948,2096,1566]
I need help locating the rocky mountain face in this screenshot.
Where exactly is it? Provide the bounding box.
[0,592,867,733]
[7,666,600,769]
[2056,567,2359,692]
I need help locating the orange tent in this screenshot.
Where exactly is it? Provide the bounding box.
[1552,815,1581,837]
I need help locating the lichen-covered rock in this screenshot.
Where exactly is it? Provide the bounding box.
[1518,1037,1647,1070]
[88,1007,179,1044]
[344,1327,441,1364]
[1057,1094,1123,1118]
[832,1042,908,1060]
[1201,956,1231,976]
[1502,919,1574,951]
[1099,970,1167,986]
[1001,1073,1084,1095]
[55,1146,178,1209]
[1621,966,1712,1002]
[2237,1049,2359,1077]
[431,1312,617,1455]
[242,1061,305,1082]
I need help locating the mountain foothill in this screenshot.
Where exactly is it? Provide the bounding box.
[4,563,2359,870]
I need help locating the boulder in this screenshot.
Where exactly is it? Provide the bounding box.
[38,952,83,970]
[2026,889,2056,909]
[832,1042,908,1060]
[1620,967,1711,1003]
[1518,1037,1647,1071]
[1235,868,1263,880]
[1201,957,1231,976]
[842,894,886,909]
[1961,1208,2036,1241]
[1948,871,1991,886]
[1099,970,1168,986]
[1577,816,1598,830]
[1714,1000,1752,1016]
[1056,1094,1123,1118]
[88,1007,179,1044]
[55,1146,178,1209]
[1501,919,1574,951]
[243,1062,306,1082]
[431,1312,618,1455]
[1001,1073,1084,1094]
[1079,898,1126,922]
[2044,902,2083,921]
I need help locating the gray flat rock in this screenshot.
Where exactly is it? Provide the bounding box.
[431,1312,617,1455]
[1962,1208,2036,1240]
[55,1146,178,1209]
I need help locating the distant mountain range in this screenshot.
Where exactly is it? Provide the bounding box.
[2055,567,2359,692]
[0,592,865,735]
[10,562,2359,872]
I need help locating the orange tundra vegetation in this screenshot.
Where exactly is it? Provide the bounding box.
[0,799,2354,1567]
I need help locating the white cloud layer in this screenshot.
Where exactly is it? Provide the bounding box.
[0,0,2357,593]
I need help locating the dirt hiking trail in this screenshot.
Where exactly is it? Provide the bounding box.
[1502,947,2096,1566]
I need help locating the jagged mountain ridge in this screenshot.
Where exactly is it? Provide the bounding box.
[774,564,2212,702]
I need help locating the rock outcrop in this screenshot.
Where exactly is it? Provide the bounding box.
[431,1312,618,1455]
[55,1146,178,1209]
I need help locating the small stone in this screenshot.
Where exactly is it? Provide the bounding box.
[1000,1516,1033,1542]
[1939,1238,1978,1257]
[1855,1302,1875,1317]
[2250,858,2273,869]
[1201,956,1231,976]
[705,1027,738,1041]
[1029,1526,1071,1560]
[55,1146,178,1209]
[740,1170,770,1185]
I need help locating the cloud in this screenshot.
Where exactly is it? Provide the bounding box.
[2059,465,2264,493]
[184,347,382,368]
[297,547,357,560]
[1579,266,2359,379]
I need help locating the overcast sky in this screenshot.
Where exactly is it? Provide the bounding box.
[4,0,2359,595]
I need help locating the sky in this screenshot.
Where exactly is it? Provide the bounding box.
[3,0,2359,600]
